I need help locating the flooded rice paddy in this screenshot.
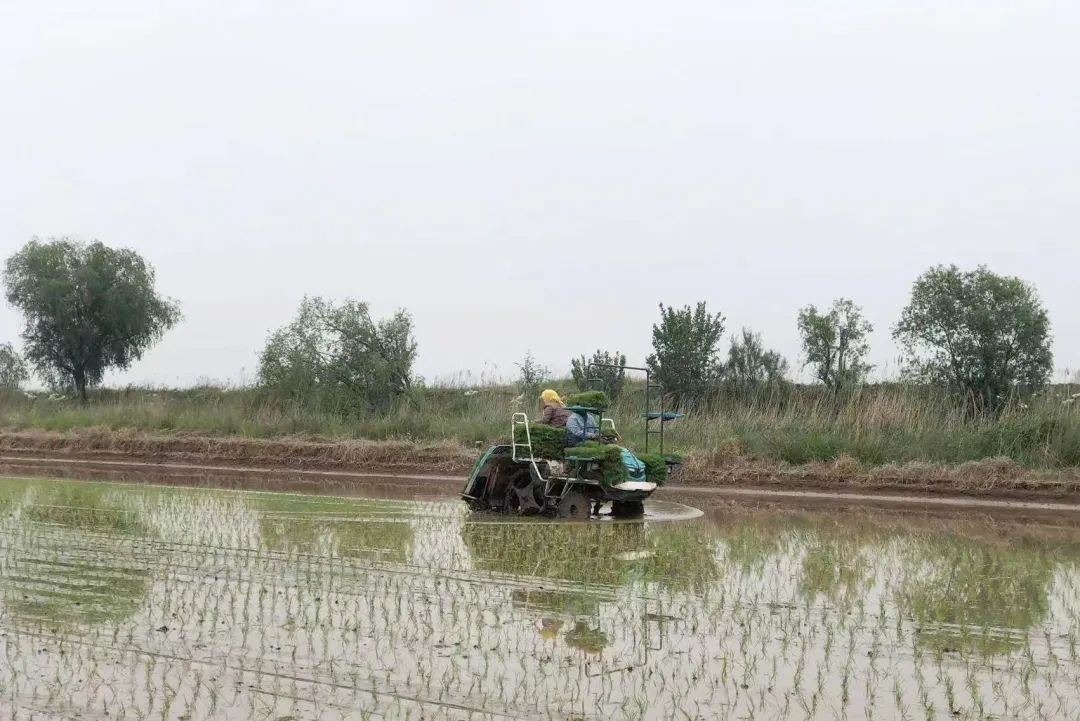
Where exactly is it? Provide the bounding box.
[2,476,1080,720]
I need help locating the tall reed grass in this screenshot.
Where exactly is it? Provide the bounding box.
[2,380,1078,469]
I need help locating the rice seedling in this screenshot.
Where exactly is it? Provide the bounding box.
[1,476,1080,719]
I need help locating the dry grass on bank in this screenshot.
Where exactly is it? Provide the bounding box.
[0,428,477,474]
[683,449,1080,495]
[4,427,1080,498]
[2,381,1079,488]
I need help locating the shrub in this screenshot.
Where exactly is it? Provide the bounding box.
[721,328,789,390]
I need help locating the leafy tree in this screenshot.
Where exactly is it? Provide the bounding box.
[0,342,29,389]
[514,351,550,400]
[797,299,873,390]
[721,328,789,390]
[646,302,725,406]
[3,238,181,401]
[893,265,1052,410]
[570,349,627,400]
[258,296,417,412]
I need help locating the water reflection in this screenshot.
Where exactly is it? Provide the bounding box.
[900,536,1055,655]
[1,482,154,626]
[462,520,721,656]
[709,509,1064,658]
[254,494,414,562]
[0,478,1078,721]
[461,520,720,593]
[797,528,874,602]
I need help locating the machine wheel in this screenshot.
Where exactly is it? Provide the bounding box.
[611,500,645,518]
[557,490,592,520]
[505,470,543,515]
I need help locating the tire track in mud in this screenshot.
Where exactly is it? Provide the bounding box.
[6,453,1080,515]
[0,454,464,482]
[668,485,1080,513]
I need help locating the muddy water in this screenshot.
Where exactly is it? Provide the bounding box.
[2,476,1080,720]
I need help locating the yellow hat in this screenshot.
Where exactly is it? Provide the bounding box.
[540,389,564,407]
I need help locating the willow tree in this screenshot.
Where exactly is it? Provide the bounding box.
[3,238,181,401]
[0,343,29,389]
[258,296,417,412]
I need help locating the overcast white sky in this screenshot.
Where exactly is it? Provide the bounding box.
[2,1,1078,387]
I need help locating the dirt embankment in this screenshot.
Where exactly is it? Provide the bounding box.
[2,428,1079,501]
[0,429,477,476]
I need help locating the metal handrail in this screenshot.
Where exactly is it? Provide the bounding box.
[512,412,565,496]
[511,412,534,462]
[586,363,665,454]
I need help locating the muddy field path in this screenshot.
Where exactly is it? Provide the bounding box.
[5,453,1080,520]
[4,429,1080,503]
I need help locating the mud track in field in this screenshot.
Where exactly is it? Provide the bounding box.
[5,453,1080,523]
[5,428,1080,502]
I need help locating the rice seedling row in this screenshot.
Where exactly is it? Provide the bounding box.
[2,477,1080,720]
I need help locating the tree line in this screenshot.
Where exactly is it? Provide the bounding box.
[640,262,1052,411]
[1,237,1055,412]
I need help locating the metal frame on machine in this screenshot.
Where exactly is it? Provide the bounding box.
[511,412,599,505]
[585,363,666,455]
[463,364,670,513]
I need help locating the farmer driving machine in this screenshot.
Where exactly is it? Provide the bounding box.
[461,364,684,519]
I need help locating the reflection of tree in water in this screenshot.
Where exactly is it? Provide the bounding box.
[255,496,413,562]
[898,536,1055,656]
[3,483,153,627]
[712,510,1055,650]
[21,482,150,535]
[716,514,885,597]
[0,481,27,515]
[796,522,881,603]
[461,521,719,594]
[713,515,790,572]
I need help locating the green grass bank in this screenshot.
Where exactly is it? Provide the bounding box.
[2,381,1079,492]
